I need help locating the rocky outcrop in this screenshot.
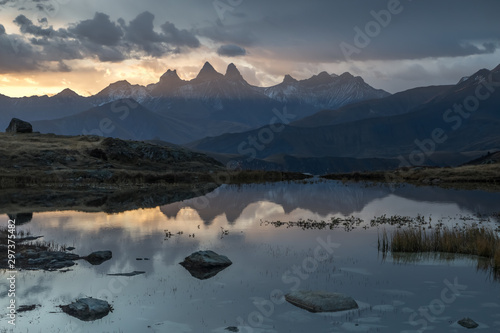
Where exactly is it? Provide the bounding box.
[6,118,32,133]
[107,271,145,277]
[17,304,40,313]
[458,317,479,329]
[285,290,358,313]
[84,251,112,265]
[180,250,232,280]
[9,250,80,271]
[60,298,112,321]
[1,247,115,270]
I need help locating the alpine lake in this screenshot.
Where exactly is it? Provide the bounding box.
[1,178,500,333]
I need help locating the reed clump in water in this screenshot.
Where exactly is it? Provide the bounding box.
[379,225,500,278]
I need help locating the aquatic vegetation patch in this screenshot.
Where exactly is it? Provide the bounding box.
[378,224,500,279]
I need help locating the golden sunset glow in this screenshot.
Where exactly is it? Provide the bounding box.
[0,55,295,98]
[0,1,498,99]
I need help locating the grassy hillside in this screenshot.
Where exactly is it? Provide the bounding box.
[0,132,309,189]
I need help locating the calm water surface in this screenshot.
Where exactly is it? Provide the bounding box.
[1,179,500,333]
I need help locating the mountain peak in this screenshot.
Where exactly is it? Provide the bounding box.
[108,80,132,89]
[283,74,298,84]
[317,71,331,79]
[195,62,224,82]
[301,72,336,86]
[493,64,500,73]
[149,69,185,96]
[94,80,149,102]
[202,61,215,70]
[225,63,244,81]
[339,72,355,79]
[54,88,80,98]
[95,80,131,95]
[159,69,182,83]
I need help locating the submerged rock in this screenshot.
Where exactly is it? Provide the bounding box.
[60,298,112,321]
[17,304,40,313]
[22,251,79,271]
[84,251,112,265]
[6,118,33,133]
[180,250,232,280]
[285,290,358,313]
[0,247,81,271]
[458,317,479,329]
[107,271,145,277]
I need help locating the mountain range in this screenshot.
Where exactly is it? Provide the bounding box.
[2,62,499,174]
[0,62,389,144]
[188,65,500,171]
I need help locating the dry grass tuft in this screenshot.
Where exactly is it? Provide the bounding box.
[379,225,500,279]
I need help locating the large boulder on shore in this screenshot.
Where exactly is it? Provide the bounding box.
[60,298,112,321]
[285,290,358,313]
[180,250,232,280]
[6,118,32,133]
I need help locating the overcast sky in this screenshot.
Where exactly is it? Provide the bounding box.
[0,0,499,97]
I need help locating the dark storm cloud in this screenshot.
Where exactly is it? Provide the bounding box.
[122,11,200,56]
[194,0,500,63]
[39,37,85,61]
[14,14,56,37]
[122,11,168,57]
[2,11,201,72]
[3,0,498,76]
[160,21,200,48]
[80,40,125,62]
[0,33,39,73]
[70,12,123,46]
[217,44,246,57]
[125,11,163,44]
